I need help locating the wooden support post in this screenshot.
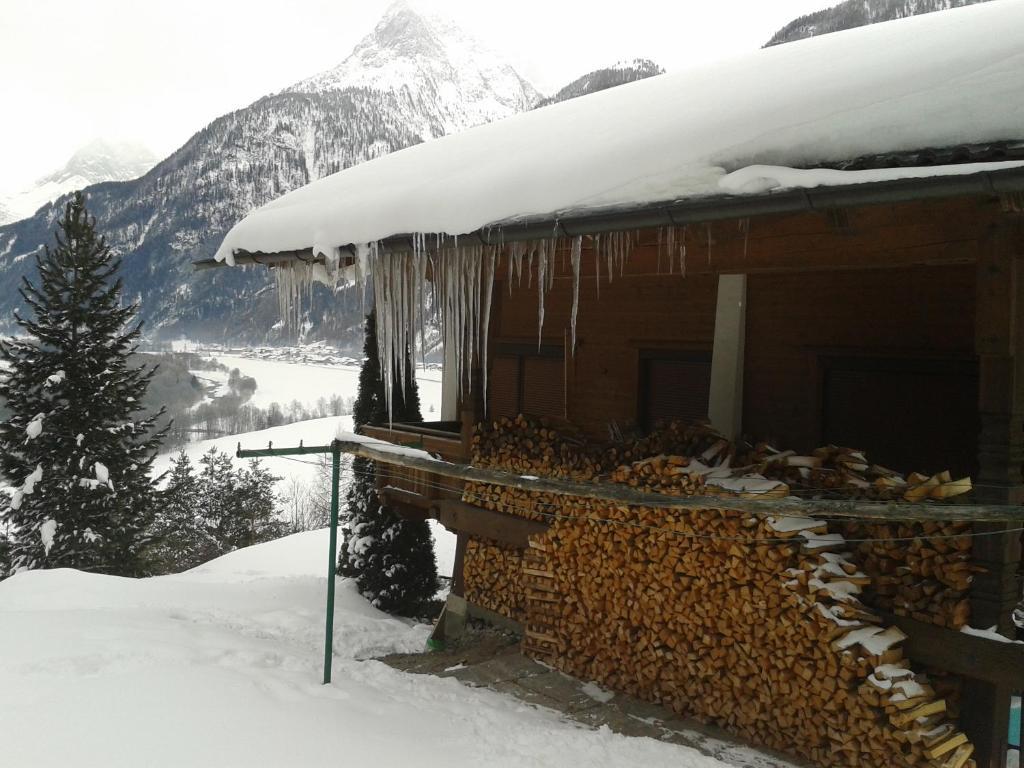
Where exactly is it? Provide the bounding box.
[969,221,1024,768]
[451,532,468,598]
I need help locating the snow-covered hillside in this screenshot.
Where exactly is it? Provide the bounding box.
[0,530,723,768]
[0,139,157,225]
[765,0,992,46]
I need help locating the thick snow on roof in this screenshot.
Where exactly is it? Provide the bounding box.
[215,1,1024,263]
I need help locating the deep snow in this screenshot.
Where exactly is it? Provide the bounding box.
[216,1,1024,262]
[0,530,731,768]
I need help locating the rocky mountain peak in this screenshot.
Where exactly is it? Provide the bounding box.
[289,1,537,135]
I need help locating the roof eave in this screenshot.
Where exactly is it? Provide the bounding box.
[194,164,1024,270]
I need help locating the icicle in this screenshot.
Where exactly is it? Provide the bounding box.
[480,247,496,413]
[707,223,712,265]
[657,227,663,274]
[536,244,547,350]
[681,225,688,277]
[606,234,615,285]
[274,261,316,334]
[569,235,582,354]
[594,234,600,299]
[667,227,675,275]
[547,239,556,293]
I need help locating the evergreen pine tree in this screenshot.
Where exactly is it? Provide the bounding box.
[0,520,11,578]
[225,457,288,550]
[0,192,166,576]
[194,447,285,559]
[149,451,209,573]
[338,311,438,616]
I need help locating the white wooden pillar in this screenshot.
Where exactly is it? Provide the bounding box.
[708,274,747,439]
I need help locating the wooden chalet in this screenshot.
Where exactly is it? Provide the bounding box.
[204,5,1024,767]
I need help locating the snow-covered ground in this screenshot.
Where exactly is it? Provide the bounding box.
[0,530,727,768]
[208,354,443,416]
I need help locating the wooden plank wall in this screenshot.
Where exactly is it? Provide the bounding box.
[489,197,1001,448]
[742,264,977,453]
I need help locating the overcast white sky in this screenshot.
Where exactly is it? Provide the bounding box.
[0,0,829,192]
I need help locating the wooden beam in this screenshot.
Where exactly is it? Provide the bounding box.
[882,612,1024,687]
[379,487,435,522]
[331,436,1024,522]
[435,500,549,549]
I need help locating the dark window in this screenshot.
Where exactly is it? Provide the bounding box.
[638,351,712,432]
[489,345,564,419]
[820,355,978,478]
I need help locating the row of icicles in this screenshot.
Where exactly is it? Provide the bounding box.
[274,222,749,420]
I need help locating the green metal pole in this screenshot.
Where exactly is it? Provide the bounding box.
[324,440,341,685]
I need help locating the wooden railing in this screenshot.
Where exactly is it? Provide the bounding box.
[361,421,467,512]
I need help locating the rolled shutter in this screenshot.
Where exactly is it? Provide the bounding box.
[522,356,564,419]
[643,357,712,429]
[489,355,521,417]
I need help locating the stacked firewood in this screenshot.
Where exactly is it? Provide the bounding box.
[746,444,973,503]
[460,415,977,768]
[463,539,525,620]
[842,521,974,628]
[471,414,604,481]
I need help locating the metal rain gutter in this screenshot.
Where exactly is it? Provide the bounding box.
[193,165,1024,271]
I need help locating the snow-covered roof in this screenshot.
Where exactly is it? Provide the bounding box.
[215,1,1024,264]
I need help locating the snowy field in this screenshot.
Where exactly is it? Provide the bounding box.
[0,530,728,768]
[209,354,443,415]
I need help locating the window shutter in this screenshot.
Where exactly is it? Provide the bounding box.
[822,358,978,478]
[489,355,521,417]
[644,358,711,429]
[522,356,564,419]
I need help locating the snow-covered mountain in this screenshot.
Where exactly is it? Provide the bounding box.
[291,1,537,137]
[0,2,540,346]
[765,0,992,46]
[536,59,664,109]
[0,3,647,347]
[0,139,157,225]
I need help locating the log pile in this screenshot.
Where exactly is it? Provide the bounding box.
[459,415,977,768]
[747,444,974,503]
[842,521,974,628]
[463,539,525,621]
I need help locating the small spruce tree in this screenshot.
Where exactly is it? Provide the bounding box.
[149,451,210,573]
[0,192,166,575]
[338,310,438,616]
[151,448,287,573]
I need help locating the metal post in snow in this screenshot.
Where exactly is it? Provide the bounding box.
[324,439,341,685]
[236,440,344,685]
